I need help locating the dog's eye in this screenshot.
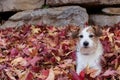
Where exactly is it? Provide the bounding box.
[89,34,94,38]
[79,35,83,38]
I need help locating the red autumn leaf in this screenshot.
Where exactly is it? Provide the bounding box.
[115,36,120,40]
[70,70,84,80]
[23,48,31,56]
[102,69,116,76]
[79,70,85,80]
[46,26,57,32]
[10,48,19,57]
[28,56,40,66]
[31,66,41,73]
[101,37,112,53]
[41,69,49,77]
[46,68,55,80]
[25,71,34,80]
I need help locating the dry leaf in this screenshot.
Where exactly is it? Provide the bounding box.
[11,57,28,66]
[46,68,55,80]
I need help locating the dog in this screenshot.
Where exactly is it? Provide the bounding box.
[73,26,103,77]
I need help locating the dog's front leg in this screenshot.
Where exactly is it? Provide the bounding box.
[76,63,83,75]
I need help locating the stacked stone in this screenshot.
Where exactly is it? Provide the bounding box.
[0,0,120,28]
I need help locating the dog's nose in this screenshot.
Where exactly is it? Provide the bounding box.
[83,41,89,47]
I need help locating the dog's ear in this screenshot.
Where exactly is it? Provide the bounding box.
[67,25,80,39]
[92,26,102,37]
[72,27,80,39]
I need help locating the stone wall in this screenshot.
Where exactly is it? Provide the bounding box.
[1,6,88,28]
[0,0,44,11]
[0,0,120,28]
[46,0,120,6]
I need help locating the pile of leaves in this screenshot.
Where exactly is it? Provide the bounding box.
[0,23,120,80]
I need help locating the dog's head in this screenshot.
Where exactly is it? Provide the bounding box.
[74,26,102,55]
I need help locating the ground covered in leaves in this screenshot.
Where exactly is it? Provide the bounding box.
[0,23,120,80]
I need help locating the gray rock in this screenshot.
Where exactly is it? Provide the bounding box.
[1,6,88,28]
[102,7,120,15]
[46,0,120,6]
[100,0,120,5]
[89,14,120,26]
[0,0,44,12]
[46,0,98,6]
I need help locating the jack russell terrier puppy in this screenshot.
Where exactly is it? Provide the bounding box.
[73,26,103,77]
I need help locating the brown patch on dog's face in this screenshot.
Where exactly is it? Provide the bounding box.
[86,26,99,46]
[92,26,102,37]
[86,26,102,44]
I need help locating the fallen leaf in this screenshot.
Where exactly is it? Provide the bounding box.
[85,65,98,78]
[10,48,19,57]
[11,57,28,66]
[31,25,41,34]
[14,69,28,80]
[70,69,82,80]
[46,68,55,80]
[25,71,34,80]
[116,65,120,75]
[28,56,40,66]
[0,57,6,63]
[4,69,16,80]
[102,69,116,76]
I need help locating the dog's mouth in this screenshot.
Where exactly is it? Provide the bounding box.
[82,53,90,55]
[84,46,89,48]
[80,47,95,55]
[82,45,91,49]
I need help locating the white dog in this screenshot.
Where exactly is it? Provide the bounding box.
[74,26,103,77]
